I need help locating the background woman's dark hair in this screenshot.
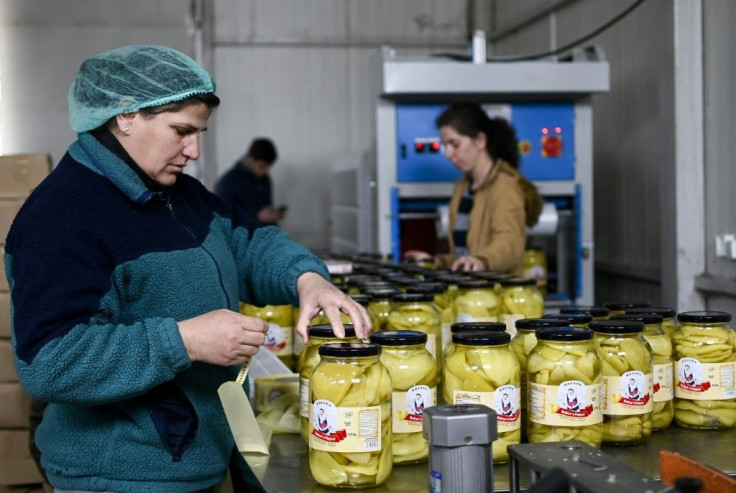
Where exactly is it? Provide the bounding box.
[436,102,520,168]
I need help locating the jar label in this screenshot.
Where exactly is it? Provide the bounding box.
[452,386,520,432]
[392,385,437,433]
[524,265,548,288]
[456,314,498,323]
[601,372,654,414]
[653,362,674,402]
[674,358,736,400]
[309,399,382,453]
[529,380,602,426]
[265,323,292,356]
[299,377,310,417]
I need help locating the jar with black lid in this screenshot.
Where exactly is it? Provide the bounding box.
[454,280,500,324]
[443,330,520,463]
[602,301,652,317]
[527,327,602,447]
[612,314,674,430]
[560,305,610,320]
[543,312,594,328]
[387,292,442,381]
[444,321,507,366]
[364,287,402,332]
[498,277,545,335]
[407,282,453,349]
[591,319,653,445]
[627,306,678,340]
[370,331,436,464]
[299,324,359,443]
[672,311,736,429]
[309,343,392,488]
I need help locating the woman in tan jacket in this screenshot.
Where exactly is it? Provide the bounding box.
[406,102,541,274]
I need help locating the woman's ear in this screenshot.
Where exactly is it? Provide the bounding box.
[115,113,137,135]
[475,131,488,150]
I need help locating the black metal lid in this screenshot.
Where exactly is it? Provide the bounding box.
[626,306,676,318]
[392,292,434,303]
[349,293,373,306]
[603,301,652,311]
[499,277,537,287]
[543,313,594,325]
[453,330,511,346]
[433,273,474,285]
[318,342,382,357]
[515,318,570,330]
[406,282,449,295]
[677,311,732,324]
[457,280,496,289]
[589,319,644,334]
[560,305,610,317]
[309,324,356,338]
[611,313,663,325]
[362,287,402,299]
[369,330,428,346]
[536,327,593,341]
[451,321,507,333]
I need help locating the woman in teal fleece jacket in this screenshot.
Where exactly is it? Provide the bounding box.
[4,45,371,492]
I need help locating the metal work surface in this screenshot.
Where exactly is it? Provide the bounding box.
[261,426,735,492]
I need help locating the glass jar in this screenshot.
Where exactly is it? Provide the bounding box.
[602,301,652,317]
[626,306,678,340]
[387,293,443,382]
[241,303,295,370]
[673,311,736,430]
[591,319,653,445]
[612,314,674,431]
[454,280,500,324]
[364,288,401,332]
[523,248,548,296]
[527,327,602,448]
[510,318,568,441]
[370,331,436,464]
[542,313,594,329]
[298,324,359,444]
[407,282,453,349]
[498,278,545,337]
[443,331,520,464]
[404,257,436,270]
[309,343,392,488]
[560,305,610,320]
[443,322,507,382]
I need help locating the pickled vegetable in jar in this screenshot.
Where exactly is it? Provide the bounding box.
[542,312,594,329]
[444,322,507,378]
[498,278,545,337]
[443,331,520,464]
[626,306,678,340]
[602,301,652,317]
[387,293,442,382]
[370,331,436,464]
[527,327,602,448]
[523,248,548,296]
[299,324,359,444]
[241,303,295,370]
[454,280,500,324]
[612,314,674,431]
[407,282,453,349]
[309,343,392,488]
[510,318,568,441]
[560,305,610,320]
[364,288,401,332]
[348,293,379,329]
[591,319,653,445]
[673,311,736,430]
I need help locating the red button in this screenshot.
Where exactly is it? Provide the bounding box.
[542,136,563,157]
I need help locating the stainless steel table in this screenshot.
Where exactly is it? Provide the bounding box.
[261,427,736,492]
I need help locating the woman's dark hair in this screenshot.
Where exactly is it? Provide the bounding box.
[138,92,221,117]
[436,102,520,168]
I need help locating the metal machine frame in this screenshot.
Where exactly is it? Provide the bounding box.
[375,48,609,305]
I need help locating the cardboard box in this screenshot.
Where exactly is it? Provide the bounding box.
[0,247,7,290]
[0,458,43,487]
[0,199,25,246]
[0,383,31,428]
[0,292,9,338]
[0,339,17,383]
[0,154,52,199]
[0,430,30,461]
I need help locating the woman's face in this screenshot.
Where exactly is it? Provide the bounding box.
[121,102,212,187]
[439,125,486,173]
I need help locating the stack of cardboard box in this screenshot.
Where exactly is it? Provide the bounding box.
[0,153,52,492]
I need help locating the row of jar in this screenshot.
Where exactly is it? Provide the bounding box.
[302,310,735,487]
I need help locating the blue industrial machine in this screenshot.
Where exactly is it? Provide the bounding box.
[375,47,609,305]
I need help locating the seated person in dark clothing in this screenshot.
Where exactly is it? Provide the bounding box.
[215,137,285,225]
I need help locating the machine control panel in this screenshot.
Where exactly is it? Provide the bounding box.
[396,102,576,182]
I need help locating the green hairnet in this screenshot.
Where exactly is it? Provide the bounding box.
[68,45,216,133]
